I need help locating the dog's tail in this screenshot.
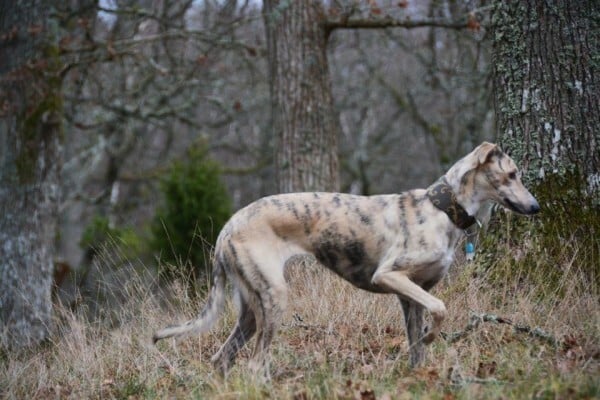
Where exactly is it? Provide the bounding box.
[152,259,227,344]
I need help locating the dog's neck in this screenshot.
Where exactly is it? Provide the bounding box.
[443,166,488,218]
[427,176,477,230]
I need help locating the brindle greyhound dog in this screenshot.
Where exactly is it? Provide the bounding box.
[153,142,540,374]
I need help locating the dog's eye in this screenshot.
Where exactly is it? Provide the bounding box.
[508,172,517,180]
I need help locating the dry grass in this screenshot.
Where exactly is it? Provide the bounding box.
[1,245,599,399]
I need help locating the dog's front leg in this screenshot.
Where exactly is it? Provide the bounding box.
[399,298,425,368]
[372,267,446,345]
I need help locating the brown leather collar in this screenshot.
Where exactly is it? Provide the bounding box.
[426,177,477,230]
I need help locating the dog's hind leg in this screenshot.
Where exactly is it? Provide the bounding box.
[399,298,425,368]
[211,294,257,375]
[242,246,290,378]
[248,280,287,378]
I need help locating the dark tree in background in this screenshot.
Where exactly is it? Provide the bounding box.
[0,0,63,348]
[263,0,340,193]
[262,1,482,194]
[492,0,599,187]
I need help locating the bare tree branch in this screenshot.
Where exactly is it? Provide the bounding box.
[324,17,469,32]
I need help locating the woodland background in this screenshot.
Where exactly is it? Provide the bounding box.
[1,0,598,398]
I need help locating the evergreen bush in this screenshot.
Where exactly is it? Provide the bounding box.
[151,144,232,287]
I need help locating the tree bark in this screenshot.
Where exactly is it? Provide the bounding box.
[263,0,339,193]
[0,0,63,348]
[492,0,599,187]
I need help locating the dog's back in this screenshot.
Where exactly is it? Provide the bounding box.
[216,190,456,291]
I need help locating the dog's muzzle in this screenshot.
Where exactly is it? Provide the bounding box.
[504,197,540,215]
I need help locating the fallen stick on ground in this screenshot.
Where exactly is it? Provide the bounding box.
[442,312,558,345]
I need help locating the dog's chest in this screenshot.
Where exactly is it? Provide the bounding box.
[411,249,455,287]
[389,217,461,287]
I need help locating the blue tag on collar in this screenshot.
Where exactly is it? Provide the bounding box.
[465,241,475,261]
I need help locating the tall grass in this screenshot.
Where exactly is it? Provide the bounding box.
[1,237,598,399]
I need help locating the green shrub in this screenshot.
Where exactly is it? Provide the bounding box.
[80,215,141,258]
[150,144,232,287]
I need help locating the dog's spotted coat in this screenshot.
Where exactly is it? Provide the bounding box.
[153,142,540,375]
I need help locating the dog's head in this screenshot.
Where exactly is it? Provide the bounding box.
[452,142,540,215]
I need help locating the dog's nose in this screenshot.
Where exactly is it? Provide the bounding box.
[528,199,540,214]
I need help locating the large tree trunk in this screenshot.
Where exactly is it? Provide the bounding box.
[263,0,339,193]
[492,0,599,187]
[0,0,63,348]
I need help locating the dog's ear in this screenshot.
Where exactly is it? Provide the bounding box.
[448,142,502,181]
[475,142,500,165]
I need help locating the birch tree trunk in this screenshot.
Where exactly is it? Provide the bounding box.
[492,0,599,188]
[0,0,62,349]
[263,0,340,193]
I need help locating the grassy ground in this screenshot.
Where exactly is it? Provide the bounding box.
[1,239,598,399]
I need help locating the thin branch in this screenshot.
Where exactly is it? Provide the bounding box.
[442,312,558,346]
[59,29,255,55]
[324,17,469,32]
[220,159,271,176]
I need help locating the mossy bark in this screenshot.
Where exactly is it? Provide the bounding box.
[489,0,599,289]
[492,0,599,189]
[0,0,63,349]
[263,0,340,192]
